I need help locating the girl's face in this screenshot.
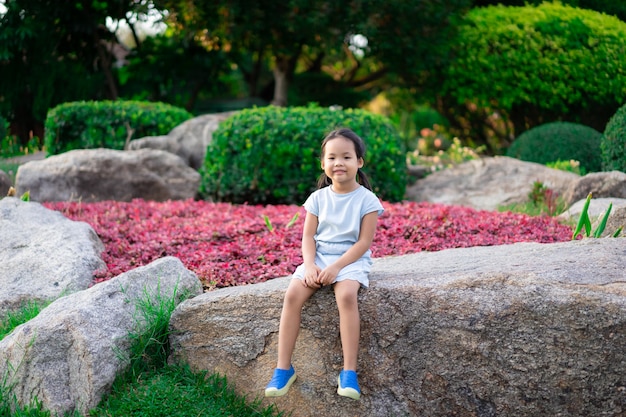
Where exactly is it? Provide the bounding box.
[321,136,364,191]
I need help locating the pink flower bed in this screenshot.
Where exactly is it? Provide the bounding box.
[44,199,573,290]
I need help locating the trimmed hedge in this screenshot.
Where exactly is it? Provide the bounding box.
[601,104,626,172]
[199,106,407,204]
[506,122,602,173]
[442,3,626,122]
[44,100,193,155]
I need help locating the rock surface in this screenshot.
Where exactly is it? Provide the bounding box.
[15,148,201,202]
[128,112,236,170]
[406,156,580,211]
[562,171,626,206]
[0,198,106,319]
[169,239,626,417]
[0,169,11,196]
[0,257,202,416]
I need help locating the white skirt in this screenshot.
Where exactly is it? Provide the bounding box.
[292,241,373,288]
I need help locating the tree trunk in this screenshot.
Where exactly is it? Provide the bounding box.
[271,57,289,107]
[270,49,301,107]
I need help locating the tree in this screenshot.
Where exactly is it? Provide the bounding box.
[0,0,149,144]
[155,0,472,106]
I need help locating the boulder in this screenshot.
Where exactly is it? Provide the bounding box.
[15,148,201,202]
[169,239,626,417]
[406,156,580,211]
[0,169,11,196]
[0,198,106,319]
[562,171,626,206]
[128,112,236,170]
[0,257,202,416]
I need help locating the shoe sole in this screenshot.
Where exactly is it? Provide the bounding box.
[337,376,361,400]
[265,373,297,397]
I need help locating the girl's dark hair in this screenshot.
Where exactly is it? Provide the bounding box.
[316,128,373,191]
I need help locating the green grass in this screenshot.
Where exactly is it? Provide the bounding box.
[91,365,283,417]
[0,300,50,340]
[0,286,284,417]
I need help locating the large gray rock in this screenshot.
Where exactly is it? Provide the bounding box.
[169,239,626,417]
[128,112,236,170]
[0,169,11,196]
[0,198,106,319]
[406,156,579,211]
[0,257,202,416]
[562,170,626,206]
[15,148,201,202]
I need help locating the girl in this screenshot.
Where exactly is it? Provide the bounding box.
[265,128,384,401]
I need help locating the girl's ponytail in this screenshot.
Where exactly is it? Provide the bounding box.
[357,168,373,191]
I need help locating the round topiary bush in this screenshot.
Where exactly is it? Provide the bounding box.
[199,106,407,205]
[601,104,626,172]
[506,122,602,173]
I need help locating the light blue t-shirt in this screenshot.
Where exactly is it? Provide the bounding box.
[303,185,384,248]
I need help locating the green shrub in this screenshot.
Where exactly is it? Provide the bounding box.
[442,3,626,145]
[506,122,602,174]
[200,106,406,204]
[601,103,626,172]
[44,100,193,155]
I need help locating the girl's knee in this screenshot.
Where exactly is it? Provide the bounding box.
[334,283,359,309]
[283,280,314,308]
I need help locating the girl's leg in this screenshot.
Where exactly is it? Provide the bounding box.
[276,279,317,369]
[333,280,361,371]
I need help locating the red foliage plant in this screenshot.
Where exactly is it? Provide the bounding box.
[43,199,572,290]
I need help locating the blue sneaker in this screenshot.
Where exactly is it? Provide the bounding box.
[337,369,361,400]
[265,365,296,397]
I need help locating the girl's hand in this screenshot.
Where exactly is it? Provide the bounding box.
[317,265,340,287]
[302,264,322,288]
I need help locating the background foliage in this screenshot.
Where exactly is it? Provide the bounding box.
[438,3,626,154]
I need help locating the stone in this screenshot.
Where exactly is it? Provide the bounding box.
[169,239,626,417]
[0,198,106,319]
[406,156,579,211]
[15,148,201,202]
[562,171,626,207]
[0,169,12,196]
[0,256,202,416]
[127,112,236,170]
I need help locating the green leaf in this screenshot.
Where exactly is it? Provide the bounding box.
[286,212,300,228]
[572,192,592,240]
[263,215,274,233]
[593,203,612,238]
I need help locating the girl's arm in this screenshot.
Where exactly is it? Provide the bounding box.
[301,211,321,288]
[317,211,379,286]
